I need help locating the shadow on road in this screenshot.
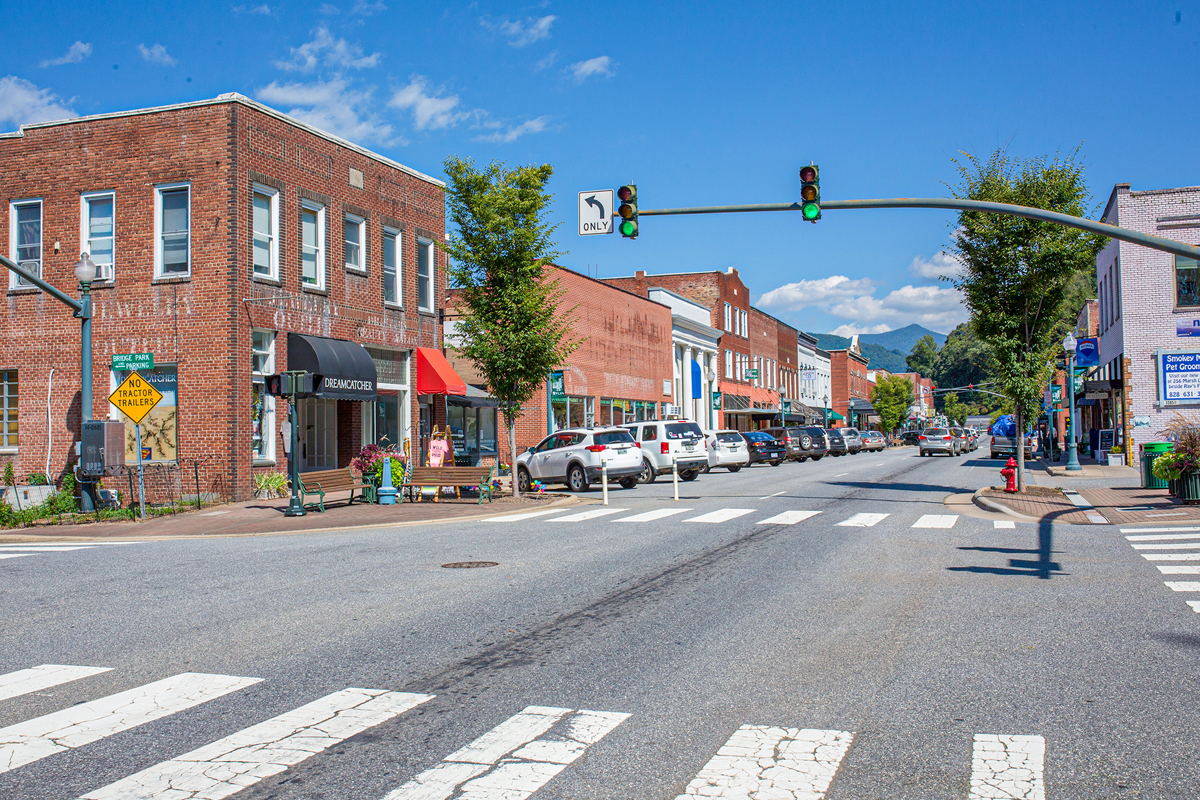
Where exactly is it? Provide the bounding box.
[948,520,1064,579]
[825,480,969,495]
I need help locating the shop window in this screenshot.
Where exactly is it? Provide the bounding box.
[1,370,16,449]
[111,364,178,462]
[155,184,190,277]
[446,405,499,466]
[81,192,115,282]
[9,199,42,287]
[551,395,593,431]
[251,330,275,463]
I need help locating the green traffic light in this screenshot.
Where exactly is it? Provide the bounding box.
[619,219,638,237]
[802,202,820,221]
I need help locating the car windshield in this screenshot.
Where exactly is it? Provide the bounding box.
[593,431,636,446]
[665,422,704,439]
[924,429,948,436]
[715,432,743,443]
[825,429,841,436]
[743,431,774,442]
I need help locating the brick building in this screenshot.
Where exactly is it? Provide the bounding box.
[444,266,673,462]
[890,372,936,426]
[828,337,871,428]
[0,93,448,500]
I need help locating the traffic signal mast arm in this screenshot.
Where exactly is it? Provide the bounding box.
[636,196,1200,262]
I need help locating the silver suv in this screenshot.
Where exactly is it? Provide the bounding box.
[623,420,708,483]
[516,427,643,492]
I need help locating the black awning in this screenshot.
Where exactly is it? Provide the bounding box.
[448,384,501,408]
[287,333,378,401]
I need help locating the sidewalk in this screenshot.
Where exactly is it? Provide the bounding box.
[0,489,578,543]
[973,487,1101,524]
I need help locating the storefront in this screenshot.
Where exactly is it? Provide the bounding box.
[287,333,378,472]
[414,346,469,465]
[447,386,499,466]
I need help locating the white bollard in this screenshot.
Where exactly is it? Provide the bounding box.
[672,454,679,502]
[601,456,609,505]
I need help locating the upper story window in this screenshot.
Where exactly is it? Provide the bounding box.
[723,302,732,332]
[740,310,748,338]
[155,184,190,277]
[344,214,365,273]
[252,185,279,280]
[1177,255,1200,308]
[417,236,434,312]
[301,201,326,289]
[8,199,42,288]
[383,227,401,307]
[81,192,115,282]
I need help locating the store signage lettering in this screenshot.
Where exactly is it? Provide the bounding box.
[1177,319,1200,337]
[109,372,164,425]
[1159,350,1200,404]
[322,377,374,392]
[550,371,566,402]
[112,352,154,371]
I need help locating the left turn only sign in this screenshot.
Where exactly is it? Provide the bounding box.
[578,190,614,235]
[109,371,164,424]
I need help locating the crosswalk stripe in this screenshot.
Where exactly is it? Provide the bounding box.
[913,514,958,529]
[686,509,755,524]
[484,509,564,522]
[674,725,853,799]
[0,665,111,703]
[1188,601,1200,613]
[619,508,692,522]
[549,508,628,522]
[0,546,99,552]
[381,706,629,800]
[82,689,432,800]
[837,513,889,527]
[0,672,260,775]
[0,554,32,560]
[0,543,138,550]
[1120,526,1200,533]
[1157,565,1200,574]
[1164,581,1200,592]
[1142,553,1200,561]
[757,510,820,525]
[968,734,1045,800]
[1131,542,1200,550]
[994,520,1016,529]
[1125,533,1200,541]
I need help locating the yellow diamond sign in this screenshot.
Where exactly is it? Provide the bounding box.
[109,371,164,425]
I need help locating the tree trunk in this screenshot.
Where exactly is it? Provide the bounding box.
[1015,406,1026,492]
[507,408,520,498]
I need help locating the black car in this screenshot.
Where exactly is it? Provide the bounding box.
[742,430,786,466]
[901,430,922,446]
[824,428,848,456]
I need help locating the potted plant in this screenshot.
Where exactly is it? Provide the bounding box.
[253,471,289,499]
[1108,446,1125,467]
[352,444,405,499]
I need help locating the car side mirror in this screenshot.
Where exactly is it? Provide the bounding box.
[526,447,535,454]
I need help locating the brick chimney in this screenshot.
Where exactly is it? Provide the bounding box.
[635,270,646,279]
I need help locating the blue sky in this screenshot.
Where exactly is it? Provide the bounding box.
[3,1,1197,338]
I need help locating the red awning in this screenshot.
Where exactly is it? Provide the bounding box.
[415,347,468,395]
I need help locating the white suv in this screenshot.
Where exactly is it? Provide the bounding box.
[516,427,643,492]
[622,420,708,483]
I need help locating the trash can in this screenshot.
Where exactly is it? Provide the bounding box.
[1142,442,1173,489]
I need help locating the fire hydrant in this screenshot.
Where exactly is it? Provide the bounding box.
[1001,457,1018,493]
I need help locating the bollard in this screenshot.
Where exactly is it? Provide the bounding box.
[672,455,679,501]
[601,456,609,506]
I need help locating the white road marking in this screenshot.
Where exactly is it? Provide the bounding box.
[549,507,628,522]
[0,665,111,703]
[1061,490,1092,508]
[994,520,1016,529]
[381,706,629,800]
[1142,553,1200,561]
[1144,511,1189,517]
[83,689,432,800]
[1164,581,1200,592]
[618,508,692,523]
[836,513,889,527]
[1188,601,1200,613]
[1125,532,1200,541]
[1120,526,1200,533]
[1131,542,1200,550]
[968,734,1045,800]
[686,509,756,524]
[484,509,565,523]
[757,510,820,525]
[913,514,958,529]
[0,542,138,548]
[834,472,849,477]
[0,546,97,552]
[759,490,787,499]
[1085,512,1109,524]
[0,672,260,775]
[0,554,32,560]
[875,462,886,466]
[674,725,853,800]
[1157,565,1200,574]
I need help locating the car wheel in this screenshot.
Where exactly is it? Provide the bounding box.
[701,462,711,474]
[619,477,638,489]
[680,470,699,482]
[568,464,589,492]
[770,460,782,467]
[812,455,822,461]
[797,456,808,463]
[990,452,999,459]
[638,459,656,484]
[517,467,532,493]
[727,465,742,473]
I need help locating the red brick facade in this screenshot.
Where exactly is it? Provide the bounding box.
[829,347,871,427]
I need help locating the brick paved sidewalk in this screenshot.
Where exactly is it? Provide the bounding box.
[0,489,576,542]
[1076,485,1200,526]
[976,488,1097,524]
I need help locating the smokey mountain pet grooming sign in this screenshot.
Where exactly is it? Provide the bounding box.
[1157,349,1200,406]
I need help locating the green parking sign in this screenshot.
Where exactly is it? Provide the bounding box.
[112,352,154,371]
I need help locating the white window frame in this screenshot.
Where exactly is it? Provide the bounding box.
[8,198,43,288]
[417,236,435,313]
[300,200,326,290]
[0,369,17,451]
[382,226,402,308]
[344,213,366,273]
[723,302,732,332]
[154,183,191,278]
[251,184,279,280]
[79,191,116,282]
[251,329,276,464]
[724,348,733,379]
[740,310,748,338]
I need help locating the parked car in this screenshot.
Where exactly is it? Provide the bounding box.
[900,430,922,446]
[741,430,787,466]
[841,427,864,454]
[824,428,848,456]
[800,425,829,461]
[516,427,643,492]
[623,419,708,483]
[918,427,957,457]
[861,431,886,451]
[950,427,971,455]
[761,426,827,462]
[703,430,750,472]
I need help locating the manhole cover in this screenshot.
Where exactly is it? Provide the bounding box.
[441,561,499,569]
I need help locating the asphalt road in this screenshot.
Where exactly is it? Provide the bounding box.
[1,446,1198,799]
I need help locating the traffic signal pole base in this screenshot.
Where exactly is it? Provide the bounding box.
[284,498,307,517]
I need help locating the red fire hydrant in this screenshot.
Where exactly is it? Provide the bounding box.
[1001,457,1018,493]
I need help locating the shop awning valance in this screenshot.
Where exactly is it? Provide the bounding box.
[448,384,501,408]
[829,410,845,421]
[287,333,377,401]
[416,347,467,396]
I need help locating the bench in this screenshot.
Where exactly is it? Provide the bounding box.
[296,468,375,512]
[403,466,494,504]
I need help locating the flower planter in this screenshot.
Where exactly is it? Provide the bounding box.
[1169,478,1179,497]
[1108,453,1125,467]
[1180,472,1200,505]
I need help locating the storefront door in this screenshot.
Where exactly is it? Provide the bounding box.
[299,398,337,470]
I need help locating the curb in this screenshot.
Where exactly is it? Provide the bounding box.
[971,487,1041,523]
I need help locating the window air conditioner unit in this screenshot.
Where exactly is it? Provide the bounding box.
[663,403,681,417]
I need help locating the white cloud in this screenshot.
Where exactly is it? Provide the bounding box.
[233,4,271,14]
[472,116,549,143]
[40,41,92,68]
[138,43,177,66]
[0,76,76,131]
[256,78,401,146]
[909,251,963,280]
[318,3,339,13]
[350,0,386,14]
[535,51,558,71]
[831,323,893,337]
[569,56,614,82]
[274,26,381,72]
[389,77,470,130]
[828,284,968,333]
[757,276,877,311]
[499,15,556,47]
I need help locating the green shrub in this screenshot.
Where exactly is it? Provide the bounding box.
[26,472,49,485]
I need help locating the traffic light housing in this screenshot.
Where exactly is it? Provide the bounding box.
[799,164,820,222]
[265,374,284,396]
[617,184,638,238]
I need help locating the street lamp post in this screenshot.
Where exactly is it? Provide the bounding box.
[823,394,829,428]
[1062,332,1082,472]
[74,254,97,511]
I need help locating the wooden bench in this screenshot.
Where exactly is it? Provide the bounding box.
[296,468,375,512]
[403,466,494,504]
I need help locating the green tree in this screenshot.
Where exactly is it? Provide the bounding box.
[870,375,915,434]
[905,334,939,377]
[942,392,966,426]
[441,157,580,496]
[948,148,1106,489]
